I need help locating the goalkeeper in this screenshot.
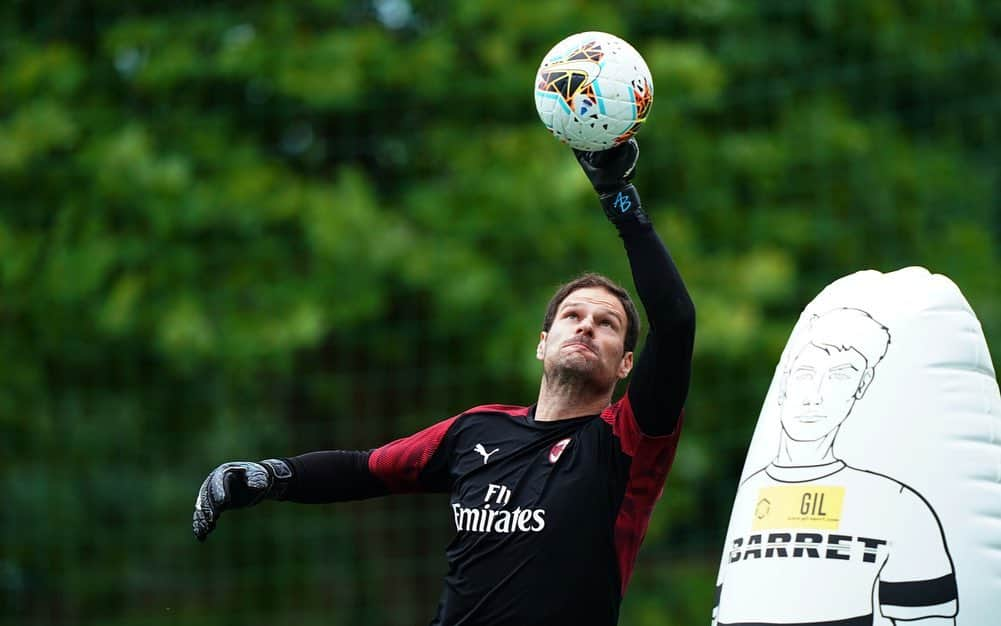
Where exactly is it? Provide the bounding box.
[192,140,696,626]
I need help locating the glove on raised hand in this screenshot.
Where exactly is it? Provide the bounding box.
[574,138,649,225]
[192,458,293,542]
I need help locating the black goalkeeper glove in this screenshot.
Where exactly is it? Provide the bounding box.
[192,458,293,542]
[573,138,649,225]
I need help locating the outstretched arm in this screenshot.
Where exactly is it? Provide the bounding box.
[576,140,695,436]
[192,415,458,541]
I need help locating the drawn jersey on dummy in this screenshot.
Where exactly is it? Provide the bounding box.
[722,462,956,624]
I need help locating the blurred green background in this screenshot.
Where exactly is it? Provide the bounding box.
[2,1,999,625]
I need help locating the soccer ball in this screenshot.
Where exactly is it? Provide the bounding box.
[534,31,654,152]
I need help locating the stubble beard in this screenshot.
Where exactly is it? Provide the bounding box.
[543,352,612,399]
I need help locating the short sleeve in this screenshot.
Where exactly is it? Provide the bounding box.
[878,486,958,620]
[368,416,459,493]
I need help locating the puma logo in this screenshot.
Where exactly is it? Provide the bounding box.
[474,443,500,464]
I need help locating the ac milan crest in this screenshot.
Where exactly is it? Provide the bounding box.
[549,438,572,464]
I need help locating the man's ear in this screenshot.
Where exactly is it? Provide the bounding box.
[617,351,634,380]
[777,368,789,406]
[536,332,547,361]
[854,368,876,399]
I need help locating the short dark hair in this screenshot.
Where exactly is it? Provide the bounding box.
[542,273,641,353]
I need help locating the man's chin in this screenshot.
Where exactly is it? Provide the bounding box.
[546,360,610,390]
[782,423,838,443]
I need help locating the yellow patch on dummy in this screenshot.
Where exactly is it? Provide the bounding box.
[752,486,845,531]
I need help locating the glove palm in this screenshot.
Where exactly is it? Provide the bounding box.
[192,458,292,542]
[573,138,638,193]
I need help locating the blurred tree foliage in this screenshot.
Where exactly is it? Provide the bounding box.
[1,1,998,625]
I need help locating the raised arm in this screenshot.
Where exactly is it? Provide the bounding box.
[576,140,695,436]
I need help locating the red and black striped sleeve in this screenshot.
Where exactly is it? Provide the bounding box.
[281,416,460,503]
[367,416,459,493]
[602,394,684,593]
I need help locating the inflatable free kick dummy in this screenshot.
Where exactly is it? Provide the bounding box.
[713,267,1001,626]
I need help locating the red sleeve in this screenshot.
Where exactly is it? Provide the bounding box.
[602,394,684,593]
[368,416,459,493]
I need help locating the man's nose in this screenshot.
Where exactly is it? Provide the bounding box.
[575,316,595,335]
[802,379,824,404]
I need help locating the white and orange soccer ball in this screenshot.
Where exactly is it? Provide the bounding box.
[534,31,654,151]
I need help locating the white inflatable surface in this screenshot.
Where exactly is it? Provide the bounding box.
[713,267,1001,626]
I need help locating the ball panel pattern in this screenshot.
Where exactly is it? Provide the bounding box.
[534,32,654,151]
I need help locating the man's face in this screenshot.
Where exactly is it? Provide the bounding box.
[780,342,870,442]
[537,287,633,391]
